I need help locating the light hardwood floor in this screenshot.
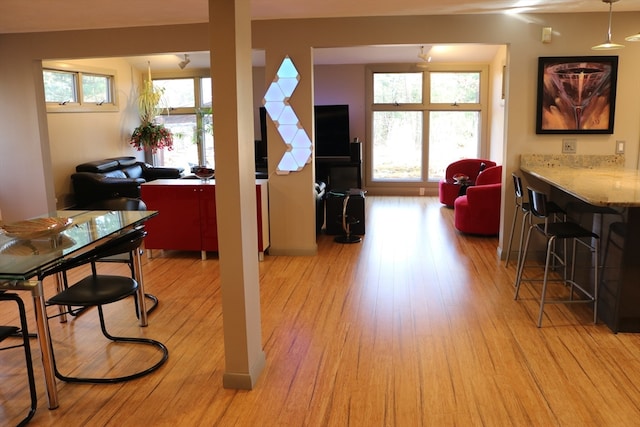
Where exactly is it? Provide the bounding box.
[2,196,640,426]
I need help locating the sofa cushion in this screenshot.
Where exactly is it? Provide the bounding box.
[102,170,127,179]
[110,156,138,167]
[122,164,145,179]
[76,159,119,173]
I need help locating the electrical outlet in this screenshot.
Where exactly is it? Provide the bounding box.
[616,140,625,154]
[419,187,425,196]
[562,138,577,154]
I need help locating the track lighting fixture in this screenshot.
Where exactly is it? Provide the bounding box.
[416,46,431,69]
[178,54,191,69]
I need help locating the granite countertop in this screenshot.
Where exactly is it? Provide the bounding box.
[520,154,640,207]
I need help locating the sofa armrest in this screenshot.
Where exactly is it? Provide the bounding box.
[71,172,144,206]
[141,164,184,180]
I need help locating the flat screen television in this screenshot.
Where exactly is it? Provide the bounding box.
[314,104,350,158]
[259,104,351,158]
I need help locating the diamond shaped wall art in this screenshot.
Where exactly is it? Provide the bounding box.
[262,56,313,174]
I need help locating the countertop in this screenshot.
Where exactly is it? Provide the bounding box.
[520,154,640,207]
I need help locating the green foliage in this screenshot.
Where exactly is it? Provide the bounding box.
[137,79,165,124]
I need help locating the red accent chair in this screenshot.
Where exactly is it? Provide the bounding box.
[438,159,497,207]
[454,165,503,236]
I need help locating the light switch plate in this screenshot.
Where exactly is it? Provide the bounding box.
[616,140,625,154]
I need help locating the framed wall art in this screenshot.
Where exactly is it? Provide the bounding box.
[536,56,618,134]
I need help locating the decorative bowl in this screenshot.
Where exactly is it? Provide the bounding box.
[453,173,470,184]
[1,217,73,240]
[193,166,214,181]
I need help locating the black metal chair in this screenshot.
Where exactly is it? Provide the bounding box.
[83,197,158,316]
[514,187,600,327]
[505,173,567,271]
[0,292,37,425]
[505,173,531,268]
[41,228,168,383]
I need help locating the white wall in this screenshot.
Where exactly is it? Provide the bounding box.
[2,12,640,254]
[44,57,144,208]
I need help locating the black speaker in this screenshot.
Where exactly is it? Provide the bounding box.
[350,142,361,163]
[325,189,365,236]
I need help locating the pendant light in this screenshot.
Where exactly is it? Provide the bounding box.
[592,0,625,50]
[625,32,640,42]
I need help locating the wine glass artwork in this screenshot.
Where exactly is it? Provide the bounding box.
[546,62,611,130]
[536,56,618,134]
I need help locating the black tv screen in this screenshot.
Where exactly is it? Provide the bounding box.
[314,105,350,158]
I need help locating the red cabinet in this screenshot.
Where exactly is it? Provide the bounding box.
[141,179,269,260]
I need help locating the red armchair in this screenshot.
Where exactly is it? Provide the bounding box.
[438,159,497,207]
[454,165,502,236]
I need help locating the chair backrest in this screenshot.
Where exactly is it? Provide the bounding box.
[39,228,146,278]
[84,197,147,211]
[445,159,497,180]
[475,165,502,186]
[512,173,524,199]
[526,187,550,219]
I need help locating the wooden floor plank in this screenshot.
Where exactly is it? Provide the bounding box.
[2,196,640,426]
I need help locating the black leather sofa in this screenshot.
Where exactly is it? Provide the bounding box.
[71,156,183,207]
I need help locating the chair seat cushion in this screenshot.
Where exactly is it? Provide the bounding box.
[48,275,138,307]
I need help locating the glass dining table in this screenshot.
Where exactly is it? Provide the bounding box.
[0,209,158,410]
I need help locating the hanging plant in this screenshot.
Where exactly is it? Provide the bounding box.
[130,123,174,153]
[129,63,174,153]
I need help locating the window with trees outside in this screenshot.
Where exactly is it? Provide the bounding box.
[368,65,487,187]
[43,66,117,112]
[152,77,213,173]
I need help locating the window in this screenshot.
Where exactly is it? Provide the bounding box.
[152,77,213,172]
[368,65,487,187]
[42,64,117,112]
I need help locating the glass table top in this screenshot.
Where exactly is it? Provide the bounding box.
[0,210,157,281]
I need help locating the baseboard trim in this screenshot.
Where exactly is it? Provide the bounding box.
[223,351,266,390]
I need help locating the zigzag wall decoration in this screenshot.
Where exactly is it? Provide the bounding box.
[262,56,313,174]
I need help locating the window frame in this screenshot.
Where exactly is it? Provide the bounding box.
[42,61,119,113]
[150,71,214,169]
[365,63,489,190]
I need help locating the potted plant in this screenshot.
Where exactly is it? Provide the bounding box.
[129,67,173,154]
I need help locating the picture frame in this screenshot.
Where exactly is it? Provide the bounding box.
[536,56,618,134]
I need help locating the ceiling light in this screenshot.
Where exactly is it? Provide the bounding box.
[416,46,431,69]
[625,31,640,41]
[592,0,625,50]
[178,54,191,69]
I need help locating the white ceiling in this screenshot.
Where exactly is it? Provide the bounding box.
[123,44,503,71]
[2,0,640,34]
[5,0,640,68]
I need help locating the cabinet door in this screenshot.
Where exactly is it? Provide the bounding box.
[141,185,202,251]
[198,186,218,251]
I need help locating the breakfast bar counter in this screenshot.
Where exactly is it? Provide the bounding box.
[520,154,640,332]
[520,155,640,208]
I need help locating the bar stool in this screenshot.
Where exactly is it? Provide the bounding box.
[514,187,600,327]
[505,174,566,272]
[505,173,530,268]
[566,201,623,266]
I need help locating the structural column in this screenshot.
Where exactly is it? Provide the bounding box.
[209,0,265,389]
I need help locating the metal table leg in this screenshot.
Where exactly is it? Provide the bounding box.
[31,280,59,409]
